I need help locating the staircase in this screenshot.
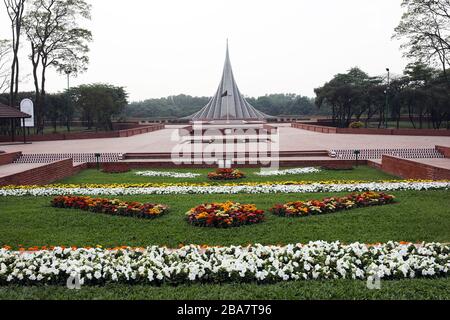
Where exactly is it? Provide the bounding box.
[330,148,444,160]
[14,153,122,164]
[123,150,330,160]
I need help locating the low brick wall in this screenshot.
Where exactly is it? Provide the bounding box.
[96,159,363,171]
[0,159,76,186]
[0,125,165,142]
[436,146,450,158]
[0,152,22,165]
[338,128,394,135]
[73,162,89,175]
[118,124,165,137]
[291,123,338,134]
[292,123,450,136]
[380,155,450,180]
[367,160,382,170]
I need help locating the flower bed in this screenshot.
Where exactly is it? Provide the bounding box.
[186,201,264,228]
[208,168,246,180]
[256,167,321,176]
[102,167,131,174]
[270,192,395,217]
[135,171,201,178]
[51,196,169,219]
[0,241,448,286]
[1,180,448,196]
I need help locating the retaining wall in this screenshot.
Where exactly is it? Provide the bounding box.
[380,155,450,180]
[436,146,450,158]
[0,124,165,142]
[292,123,450,136]
[0,159,76,186]
[0,152,22,165]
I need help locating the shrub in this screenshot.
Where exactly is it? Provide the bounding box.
[349,121,364,129]
[101,164,131,174]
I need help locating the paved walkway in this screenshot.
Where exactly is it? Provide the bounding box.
[0,126,448,154]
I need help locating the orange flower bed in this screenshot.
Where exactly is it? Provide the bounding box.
[270,191,396,217]
[186,201,264,228]
[207,168,246,180]
[51,196,169,219]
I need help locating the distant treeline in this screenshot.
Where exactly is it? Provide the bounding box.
[123,94,331,119]
[0,83,128,133]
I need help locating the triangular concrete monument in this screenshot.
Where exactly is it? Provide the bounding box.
[185,41,273,122]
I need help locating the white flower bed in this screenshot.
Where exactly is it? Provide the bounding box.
[0,241,448,286]
[256,167,321,176]
[135,171,201,179]
[0,181,449,197]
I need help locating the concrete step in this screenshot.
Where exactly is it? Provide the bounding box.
[123,150,330,160]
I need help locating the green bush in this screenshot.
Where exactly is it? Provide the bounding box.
[349,121,364,129]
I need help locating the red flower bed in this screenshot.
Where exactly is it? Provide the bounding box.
[102,166,131,174]
[207,169,246,180]
[270,191,396,217]
[51,196,169,219]
[186,201,264,228]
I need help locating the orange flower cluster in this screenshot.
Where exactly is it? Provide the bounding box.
[270,191,396,217]
[207,168,246,180]
[51,196,169,219]
[186,201,264,228]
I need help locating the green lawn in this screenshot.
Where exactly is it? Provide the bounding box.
[58,166,398,185]
[1,167,448,300]
[0,190,449,248]
[1,279,449,300]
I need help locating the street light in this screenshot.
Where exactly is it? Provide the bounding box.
[385,68,390,129]
[65,67,73,132]
[354,150,361,167]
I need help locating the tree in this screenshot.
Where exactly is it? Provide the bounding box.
[394,0,450,79]
[4,0,26,107]
[0,40,11,94]
[23,0,92,133]
[71,84,128,131]
[314,68,378,128]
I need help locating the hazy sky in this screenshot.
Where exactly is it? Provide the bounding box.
[0,0,407,101]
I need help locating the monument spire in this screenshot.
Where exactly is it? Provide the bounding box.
[185,41,273,122]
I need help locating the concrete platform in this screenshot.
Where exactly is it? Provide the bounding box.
[0,126,448,155]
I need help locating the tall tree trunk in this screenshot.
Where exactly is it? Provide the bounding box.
[6,0,25,107]
[31,44,40,134]
[38,64,47,134]
[9,30,16,107]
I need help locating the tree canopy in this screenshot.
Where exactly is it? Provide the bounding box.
[123,93,329,119]
[71,83,128,130]
[23,0,92,132]
[394,0,450,78]
[314,65,449,129]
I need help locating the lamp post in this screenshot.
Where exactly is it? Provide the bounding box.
[65,68,72,132]
[95,153,101,171]
[354,150,361,167]
[385,68,390,129]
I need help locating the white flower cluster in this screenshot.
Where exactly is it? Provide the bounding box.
[0,242,448,286]
[0,181,449,197]
[256,167,321,176]
[135,171,201,178]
